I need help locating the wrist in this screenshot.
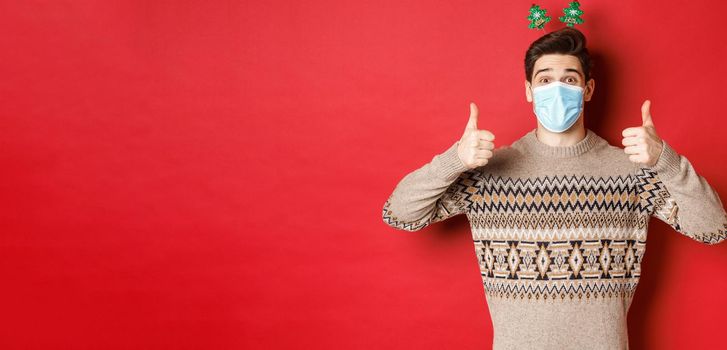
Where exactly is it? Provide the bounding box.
[431,141,470,181]
[647,139,681,179]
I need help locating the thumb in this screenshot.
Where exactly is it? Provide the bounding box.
[641,100,654,127]
[465,102,479,132]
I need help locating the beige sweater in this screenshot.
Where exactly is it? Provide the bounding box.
[382,128,727,349]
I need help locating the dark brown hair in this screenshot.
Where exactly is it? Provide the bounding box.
[524,27,593,83]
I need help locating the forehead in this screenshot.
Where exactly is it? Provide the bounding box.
[533,54,583,75]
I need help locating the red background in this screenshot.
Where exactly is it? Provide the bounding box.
[2,1,726,349]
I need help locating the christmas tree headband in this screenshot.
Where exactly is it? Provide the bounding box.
[527,1,584,30]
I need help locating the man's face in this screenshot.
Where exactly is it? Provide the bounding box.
[524,53,594,103]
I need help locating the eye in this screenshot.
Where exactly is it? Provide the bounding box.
[539,78,549,83]
[565,77,577,84]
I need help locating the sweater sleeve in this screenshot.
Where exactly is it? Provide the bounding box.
[382,140,483,232]
[639,139,727,245]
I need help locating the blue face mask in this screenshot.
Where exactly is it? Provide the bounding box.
[532,81,584,133]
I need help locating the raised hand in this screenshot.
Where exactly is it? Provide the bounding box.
[621,99,664,167]
[457,102,496,169]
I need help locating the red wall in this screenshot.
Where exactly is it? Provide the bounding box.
[2,1,726,349]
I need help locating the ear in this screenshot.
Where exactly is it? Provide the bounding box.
[584,78,595,102]
[525,80,533,102]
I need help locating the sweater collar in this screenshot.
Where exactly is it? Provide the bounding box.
[520,127,599,158]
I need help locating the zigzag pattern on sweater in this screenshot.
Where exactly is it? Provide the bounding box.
[382,166,727,244]
[381,169,484,231]
[483,277,640,301]
[472,172,645,213]
[637,167,727,244]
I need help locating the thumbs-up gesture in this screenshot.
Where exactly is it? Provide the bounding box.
[457,102,496,169]
[621,100,664,167]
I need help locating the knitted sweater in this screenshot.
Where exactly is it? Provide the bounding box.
[382,128,727,350]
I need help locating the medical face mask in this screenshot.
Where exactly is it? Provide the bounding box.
[531,81,584,133]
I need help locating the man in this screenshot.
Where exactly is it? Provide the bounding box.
[381,27,727,349]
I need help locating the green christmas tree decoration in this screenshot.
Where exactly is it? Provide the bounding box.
[527,4,551,30]
[559,1,584,27]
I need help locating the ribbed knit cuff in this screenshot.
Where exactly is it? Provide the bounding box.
[429,141,470,181]
[647,139,682,180]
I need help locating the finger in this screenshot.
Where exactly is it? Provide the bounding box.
[477,129,495,141]
[475,149,493,158]
[621,136,641,147]
[477,141,495,150]
[622,126,644,138]
[641,100,653,127]
[465,102,479,131]
[623,145,641,155]
[628,154,645,163]
[473,159,489,167]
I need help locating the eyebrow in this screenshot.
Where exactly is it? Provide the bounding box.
[533,67,584,79]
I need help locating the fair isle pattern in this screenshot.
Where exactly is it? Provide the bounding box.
[483,278,639,301]
[637,167,727,244]
[470,173,644,214]
[382,132,727,348]
[469,213,647,240]
[381,169,484,232]
[476,239,645,280]
[636,167,681,230]
[382,165,727,300]
[475,239,645,301]
[468,170,648,236]
[471,172,649,301]
[470,223,646,241]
